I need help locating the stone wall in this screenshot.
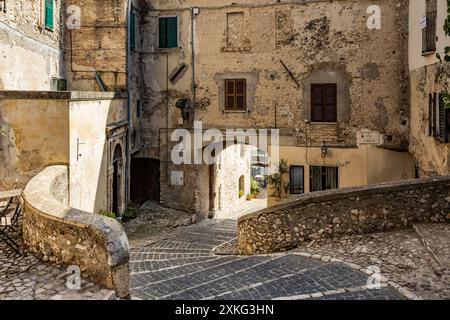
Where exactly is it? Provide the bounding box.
[139,0,410,156]
[63,0,128,91]
[137,0,412,215]
[0,0,63,90]
[0,92,70,190]
[22,165,130,299]
[408,0,450,176]
[409,64,450,176]
[237,177,450,255]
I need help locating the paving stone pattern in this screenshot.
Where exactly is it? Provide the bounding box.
[294,224,450,300]
[0,236,114,300]
[130,219,406,300]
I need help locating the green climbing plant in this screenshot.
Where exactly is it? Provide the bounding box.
[437,0,450,62]
[99,209,116,219]
[267,159,290,200]
[436,0,450,108]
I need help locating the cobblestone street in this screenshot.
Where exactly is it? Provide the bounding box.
[0,237,114,300]
[1,218,448,300]
[294,223,450,300]
[129,220,409,300]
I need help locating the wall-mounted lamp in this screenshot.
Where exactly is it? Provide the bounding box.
[0,1,6,13]
[321,141,328,158]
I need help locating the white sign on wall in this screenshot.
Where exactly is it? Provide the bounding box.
[170,171,184,186]
[357,130,383,146]
[420,15,427,30]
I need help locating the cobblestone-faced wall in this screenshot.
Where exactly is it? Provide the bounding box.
[237,177,450,255]
[22,166,130,299]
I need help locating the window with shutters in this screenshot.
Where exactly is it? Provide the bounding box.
[225,79,247,111]
[428,93,449,142]
[159,17,178,49]
[422,0,437,54]
[309,166,338,192]
[289,166,304,194]
[130,10,136,49]
[311,84,337,122]
[44,0,54,30]
[436,93,449,143]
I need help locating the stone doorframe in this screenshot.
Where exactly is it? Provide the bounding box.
[107,122,128,216]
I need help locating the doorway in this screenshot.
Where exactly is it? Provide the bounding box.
[130,158,161,204]
[112,144,123,215]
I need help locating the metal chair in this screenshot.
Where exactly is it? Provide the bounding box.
[0,179,22,253]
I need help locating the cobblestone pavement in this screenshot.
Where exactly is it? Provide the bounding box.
[124,201,196,248]
[129,219,406,300]
[0,237,114,300]
[294,223,450,300]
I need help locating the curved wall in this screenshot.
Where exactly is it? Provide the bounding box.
[22,166,130,299]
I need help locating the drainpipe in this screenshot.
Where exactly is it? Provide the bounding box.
[125,0,132,212]
[191,8,199,123]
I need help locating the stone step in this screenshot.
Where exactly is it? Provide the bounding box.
[138,239,215,250]
[130,251,213,263]
[131,247,213,255]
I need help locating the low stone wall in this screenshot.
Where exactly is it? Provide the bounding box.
[237,177,450,255]
[22,166,130,299]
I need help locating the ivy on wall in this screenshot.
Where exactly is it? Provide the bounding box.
[436,0,450,108]
[268,159,290,200]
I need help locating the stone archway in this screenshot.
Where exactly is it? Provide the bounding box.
[204,142,268,220]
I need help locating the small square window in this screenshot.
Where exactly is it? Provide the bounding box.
[225,79,246,111]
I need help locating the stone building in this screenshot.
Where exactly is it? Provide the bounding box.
[0,0,141,216]
[133,0,417,218]
[409,0,450,176]
[1,0,449,221]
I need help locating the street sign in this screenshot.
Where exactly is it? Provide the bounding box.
[420,15,427,30]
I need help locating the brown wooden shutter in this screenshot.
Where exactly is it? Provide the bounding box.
[324,84,337,122]
[225,80,235,110]
[225,79,246,111]
[235,79,246,110]
[311,85,323,122]
[311,84,337,122]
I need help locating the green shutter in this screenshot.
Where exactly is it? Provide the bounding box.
[159,18,167,48]
[166,17,178,48]
[45,0,54,30]
[159,17,177,48]
[130,11,136,49]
